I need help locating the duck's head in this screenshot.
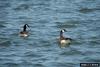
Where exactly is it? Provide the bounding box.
[24,24,29,27]
[61,29,66,33]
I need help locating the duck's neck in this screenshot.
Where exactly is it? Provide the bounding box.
[23,25,27,31]
[60,31,64,38]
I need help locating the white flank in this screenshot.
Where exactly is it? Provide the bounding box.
[20,34,28,37]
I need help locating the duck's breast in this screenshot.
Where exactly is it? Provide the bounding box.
[60,39,71,44]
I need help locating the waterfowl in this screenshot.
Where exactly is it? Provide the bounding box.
[59,29,72,46]
[19,24,30,37]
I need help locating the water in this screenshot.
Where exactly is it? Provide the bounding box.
[0,0,100,67]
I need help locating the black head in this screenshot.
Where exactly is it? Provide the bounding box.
[61,29,66,33]
[24,24,29,28]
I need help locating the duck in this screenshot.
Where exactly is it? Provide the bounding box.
[59,29,72,47]
[19,24,30,37]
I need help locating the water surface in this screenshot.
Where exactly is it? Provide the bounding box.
[0,0,100,67]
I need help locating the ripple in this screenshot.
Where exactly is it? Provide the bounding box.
[13,4,30,11]
[24,51,43,57]
[2,63,19,67]
[83,57,100,63]
[33,63,45,67]
[47,62,76,67]
[0,24,6,28]
[0,2,11,8]
[79,8,100,13]
[55,20,80,29]
[60,49,82,56]
[0,40,11,47]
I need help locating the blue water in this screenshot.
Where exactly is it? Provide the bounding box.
[0,0,100,67]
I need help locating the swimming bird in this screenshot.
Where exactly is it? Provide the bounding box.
[59,29,72,47]
[19,24,30,37]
